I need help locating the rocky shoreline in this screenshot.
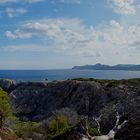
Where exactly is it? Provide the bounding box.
[0,78,140,140]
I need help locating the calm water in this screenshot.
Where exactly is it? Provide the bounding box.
[0,69,140,81]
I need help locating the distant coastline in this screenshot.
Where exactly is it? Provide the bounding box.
[72,63,140,71]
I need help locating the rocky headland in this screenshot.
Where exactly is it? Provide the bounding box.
[72,63,140,71]
[0,78,140,140]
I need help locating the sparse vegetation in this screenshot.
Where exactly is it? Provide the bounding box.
[88,127,101,136]
[0,87,42,139]
[13,121,40,138]
[72,77,140,86]
[45,114,69,139]
[0,88,13,118]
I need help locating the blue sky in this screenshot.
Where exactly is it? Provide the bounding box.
[0,0,140,69]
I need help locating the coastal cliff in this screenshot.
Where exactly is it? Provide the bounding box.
[0,78,140,140]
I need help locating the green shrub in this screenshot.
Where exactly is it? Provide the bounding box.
[0,87,42,139]
[88,127,101,136]
[47,114,69,137]
[13,121,39,138]
[0,88,13,118]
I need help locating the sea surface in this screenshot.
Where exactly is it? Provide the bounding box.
[0,69,140,81]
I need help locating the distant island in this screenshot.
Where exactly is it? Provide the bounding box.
[72,63,140,71]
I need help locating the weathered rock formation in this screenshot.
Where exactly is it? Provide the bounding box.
[0,79,16,92]
[0,79,140,140]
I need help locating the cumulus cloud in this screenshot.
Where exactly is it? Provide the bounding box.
[5,8,27,18]
[5,30,32,39]
[5,31,17,39]
[4,18,140,57]
[108,0,137,15]
[110,20,123,30]
[3,18,96,57]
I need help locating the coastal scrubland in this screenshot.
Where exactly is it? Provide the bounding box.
[0,78,140,140]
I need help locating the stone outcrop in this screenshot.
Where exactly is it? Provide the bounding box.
[0,79,16,92]
[0,79,140,140]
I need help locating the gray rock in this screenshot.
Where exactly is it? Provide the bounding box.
[0,79,16,92]
[4,79,140,140]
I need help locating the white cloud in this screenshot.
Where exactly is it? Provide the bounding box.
[4,18,140,58]
[110,20,123,30]
[108,0,137,15]
[4,18,99,57]
[1,44,47,52]
[6,8,27,18]
[5,31,17,39]
[5,30,32,39]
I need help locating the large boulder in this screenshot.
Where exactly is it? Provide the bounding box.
[0,79,16,92]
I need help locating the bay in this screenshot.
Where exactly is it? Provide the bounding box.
[0,69,140,81]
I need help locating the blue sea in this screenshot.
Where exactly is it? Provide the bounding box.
[0,69,140,81]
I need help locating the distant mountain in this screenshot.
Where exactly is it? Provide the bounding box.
[72,63,140,71]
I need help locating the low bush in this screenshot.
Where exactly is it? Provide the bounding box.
[88,127,101,136]
[13,121,39,138]
[46,114,69,139]
[0,88,13,118]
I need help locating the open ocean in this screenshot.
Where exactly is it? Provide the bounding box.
[0,69,140,81]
